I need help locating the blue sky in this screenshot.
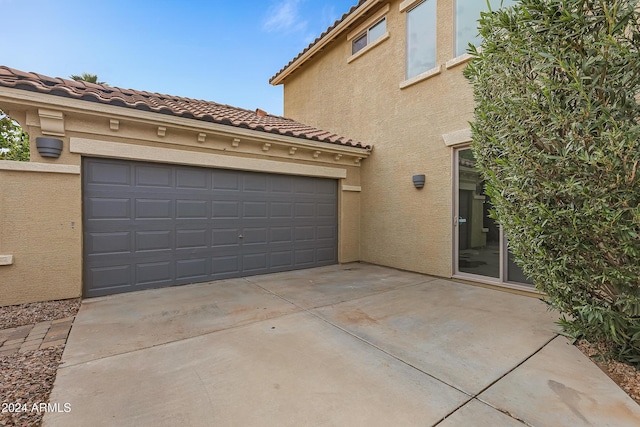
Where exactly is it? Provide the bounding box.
[0,0,357,116]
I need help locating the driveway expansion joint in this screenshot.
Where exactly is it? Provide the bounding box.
[244,276,476,398]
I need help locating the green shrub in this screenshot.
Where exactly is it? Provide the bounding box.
[0,110,29,161]
[464,0,640,365]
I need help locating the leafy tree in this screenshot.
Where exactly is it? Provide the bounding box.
[0,109,29,161]
[69,73,106,85]
[464,0,640,365]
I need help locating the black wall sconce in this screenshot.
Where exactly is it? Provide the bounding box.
[412,174,425,189]
[35,137,63,158]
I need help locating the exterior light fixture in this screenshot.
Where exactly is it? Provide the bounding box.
[412,174,426,189]
[35,137,63,158]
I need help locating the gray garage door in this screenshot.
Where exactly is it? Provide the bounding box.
[83,158,338,297]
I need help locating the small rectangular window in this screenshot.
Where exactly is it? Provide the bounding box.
[406,0,437,79]
[368,18,386,42]
[352,34,368,54]
[352,17,387,55]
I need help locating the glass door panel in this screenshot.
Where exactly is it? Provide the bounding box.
[456,148,500,278]
[455,148,534,287]
[506,246,534,285]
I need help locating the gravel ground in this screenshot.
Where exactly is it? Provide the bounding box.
[0,299,80,427]
[0,347,64,427]
[0,299,638,427]
[576,339,640,405]
[0,300,81,330]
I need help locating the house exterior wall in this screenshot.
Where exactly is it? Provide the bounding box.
[0,165,82,305]
[280,0,473,277]
[0,94,367,305]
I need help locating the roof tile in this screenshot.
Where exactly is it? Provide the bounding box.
[0,65,371,150]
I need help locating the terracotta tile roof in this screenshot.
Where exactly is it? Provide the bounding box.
[270,0,367,83]
[0,66,371,150]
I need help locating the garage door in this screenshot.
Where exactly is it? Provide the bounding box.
[83,158,338,297]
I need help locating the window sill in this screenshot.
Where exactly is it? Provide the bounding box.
[399,64,443,89]
[347,32,390,64]
[446,53,473,69]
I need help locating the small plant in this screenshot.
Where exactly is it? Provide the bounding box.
[464,0,640,365]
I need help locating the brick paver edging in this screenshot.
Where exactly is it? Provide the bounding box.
[0,317,75,356]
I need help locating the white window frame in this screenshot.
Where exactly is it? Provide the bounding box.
[346,4,390,63]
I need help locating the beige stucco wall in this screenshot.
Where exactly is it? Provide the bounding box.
[0,92,367,305]
[0,165,82,305]
[281,0,474,277]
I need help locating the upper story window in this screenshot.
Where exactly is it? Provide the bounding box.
[347,4,390,63]
[352,17,387,54]
[406,0,437,79]
[455,0,516,57]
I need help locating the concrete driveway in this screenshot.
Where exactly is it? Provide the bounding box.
[44,263,639,426]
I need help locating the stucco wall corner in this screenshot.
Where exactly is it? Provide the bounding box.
[0,169,82,306]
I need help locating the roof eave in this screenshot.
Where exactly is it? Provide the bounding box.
[0,86,372,156]
[270,0,382,86]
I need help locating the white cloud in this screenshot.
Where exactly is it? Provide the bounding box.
[262,0,307,34]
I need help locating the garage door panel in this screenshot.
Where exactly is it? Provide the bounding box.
[212,201,240,218]
[317,225,337,240]
[176,229,208,249]
[295,202,315,217]
[212,171,240,190]
[176,258,209,280]
[87,198,131,219]
[87,265,132,293]
[294,178,316,194]
[212,229,241,247]
[243,174,268,192]
[270,202,293,218]
[270,251,294,268]
[294,249,316,265]
[318,202,337,218]
[317,179,338,195]
[136,261,172,285]
[135,231,172,252]
[84,231,131,255]
[176,199,208,219]
[271,227,293,243]
[317,247,337,263]
[84,158,337,297]
[212,255,241,275]
[270,175,293,193]
[243,202,268,218]
[135,165,173,187]
[242,228,268,245]
[176,169,209,189]
[86,161,131,186]
[242,253,268,272]
[295,226,315,241]
[135,199,172,219]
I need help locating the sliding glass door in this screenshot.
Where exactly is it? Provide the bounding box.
[454,147,533,288]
